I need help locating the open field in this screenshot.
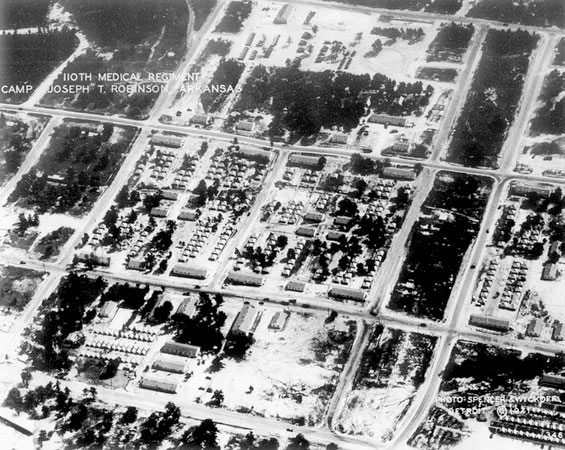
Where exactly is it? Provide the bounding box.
[336,325,437,442]
[0,265,45,311]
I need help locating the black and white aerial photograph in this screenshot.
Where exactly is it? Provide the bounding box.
[0,0,563,449]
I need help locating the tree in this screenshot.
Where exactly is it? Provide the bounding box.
[209,355,224,373]
[276,235,288,249]
[129,189,141,205]
[258,437,280,450]
[199,141,209,157]
[37,430,49,447]
[354,178,367,197]
[4,388,23,413]
[120,406,138,424]
[153,300,173,323]
[194,180,208,207]
[127,210,138,223]
[182,419,220,449]
[101,124,113,141]
[143,192,162,212]
[103,206,119,229]
[207,390,224,407]
[286,434,310,450]
[99,359,120,380]
[115,186,129,208]
[20,368,32,388]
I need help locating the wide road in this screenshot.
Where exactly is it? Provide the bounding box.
[292,0,565,35]
[4,101,565,190]
[149,0,230,120]
[0,117,59,206]
[368,167,436,313]
[28,371,373,450]
[499,34,559,172]
[431,26,487,162]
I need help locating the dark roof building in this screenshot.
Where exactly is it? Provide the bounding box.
[334,216,353,226]
[328,287,366,302]
[225,272,264,287]
[190,114,211,126]
[511,183,553,197]
[553,322,565,341]
[175,297,198,318]
[150,207,168,218]
[296,226,317,237]
[382,166,416,181]
[161,341,200,358]
[331,133,349,144]
[152,357,187,374]
[549,241,563,258]
[326,231,345,241]
[178,210,198,221]
[526,318,544,337]
[392,141,411,153]
[76,252,111,267]
[285,281,305,292]
[171,264,207,280]
[269,311,289,330]
[127,259,144,271]
[230,304,260,336]
[368,114,407,127]
[140,376,178,393]
[99,301,118,320]
[236,121,255,132]
[303,212,325,223]
[288,154,322,169]
[539,374,565,390]
[273,3,293,24]
[161,190,179,201]
[469,314,510,332]
[151,135,183,148]
[542,263,558,281]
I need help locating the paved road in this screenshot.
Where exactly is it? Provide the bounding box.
[4,101,565,189]
[500,34,559,172]
[0,117,60,206]
[292,0,565,35]
[27,371,372,450]
[149,0,229,120]
[431,26,487,162]
[368,167,436,312]
[324,320,369,429]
